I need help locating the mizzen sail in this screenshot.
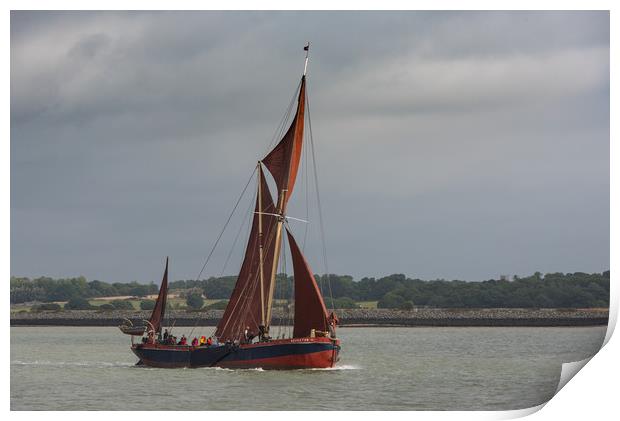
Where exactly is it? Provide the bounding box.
[286,228,330,338]
[148,257,169,333]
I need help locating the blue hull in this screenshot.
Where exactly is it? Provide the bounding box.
[132,338,340,369]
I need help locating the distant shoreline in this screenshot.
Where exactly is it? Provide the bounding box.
[10,308,608,328]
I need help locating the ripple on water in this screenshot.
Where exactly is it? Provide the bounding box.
[12,360,135,368]
[10,326,607,410]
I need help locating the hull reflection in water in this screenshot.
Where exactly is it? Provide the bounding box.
[132,337,341,369]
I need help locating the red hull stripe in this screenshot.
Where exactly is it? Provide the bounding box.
[217,349,337,369]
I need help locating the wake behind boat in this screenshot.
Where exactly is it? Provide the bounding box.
[120,44,341,369]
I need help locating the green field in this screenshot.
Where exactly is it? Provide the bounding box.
[11,297,375,313]
[356,301,378,309]
[10,297,225,312]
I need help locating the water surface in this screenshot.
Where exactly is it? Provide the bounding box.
[10,326,606,410]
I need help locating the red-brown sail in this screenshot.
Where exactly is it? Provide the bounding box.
[215,169,279,342]
[286,228,330,338]
[148,257,168,333]
[262,76,306,212]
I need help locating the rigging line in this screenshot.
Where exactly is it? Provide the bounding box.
[214,209,280,339]
[219,188,256,277]
[265,78,303,155]
[275,238,283,339]
[305,81,335,311]
[275,230,283,337]
[287,237,295,338]
[302,123,310,252]
[282,222,294,337]
[186,167,257,339]
[210,195,256,342]
[279,226,288,338]
[194,166,257,283]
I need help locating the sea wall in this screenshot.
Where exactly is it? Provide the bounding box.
[10,308,609,327]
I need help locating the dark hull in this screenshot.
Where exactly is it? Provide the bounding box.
[132,337,340,369]
[119,325,145,336]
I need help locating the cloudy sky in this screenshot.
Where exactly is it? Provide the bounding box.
[11,11,609,283]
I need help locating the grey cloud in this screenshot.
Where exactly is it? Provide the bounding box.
[11,11,609,282]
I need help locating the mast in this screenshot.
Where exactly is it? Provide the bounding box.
[257,162,266,327]
[215,45,311,342]
[265,206,284,327]
[262,45,309,332]
[303,42,310,76]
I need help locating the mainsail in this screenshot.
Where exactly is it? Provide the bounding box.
[215,169,279,342]
[148,257,168,333]
[286,228,330,338]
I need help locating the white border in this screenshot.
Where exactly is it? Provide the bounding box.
[4,1,616,420]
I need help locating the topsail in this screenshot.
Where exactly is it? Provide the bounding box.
[262,76,306,212]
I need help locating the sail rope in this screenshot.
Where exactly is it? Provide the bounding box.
[284,221,295,337]
[219,189,256,277]
[276,230,293,339]
[212,205,280,341]
[302,117,310,252]
[193,167,257,285]
[282,233,291,338]
[264,78,303,155]
[305,81,335,311]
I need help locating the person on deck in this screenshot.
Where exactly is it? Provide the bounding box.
[199,336,206,346]
[258,325,266,341]
[178,335,187,345]
[206,337,213,346]
[328,312,339,338]
[191,337,199,347]
[163,329,169,341]
[244,326,255,343]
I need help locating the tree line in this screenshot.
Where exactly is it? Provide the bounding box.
[11,271,609,309]
[10,276,159,304]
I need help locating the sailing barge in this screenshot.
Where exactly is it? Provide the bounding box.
[120,46,340,369]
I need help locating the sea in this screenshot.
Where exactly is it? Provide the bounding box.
[10,325,606,411]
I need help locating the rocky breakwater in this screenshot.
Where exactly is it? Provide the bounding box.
[10,307,609,327]
[334,307,609,327]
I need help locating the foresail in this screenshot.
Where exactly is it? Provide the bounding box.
[286,228,330,338]
[262,76,306,212]
[148,257,168,333]
[215,170,279,342]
